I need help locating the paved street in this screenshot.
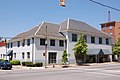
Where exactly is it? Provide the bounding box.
[0,62,120,80]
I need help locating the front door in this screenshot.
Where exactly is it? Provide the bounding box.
[48,52,57,64]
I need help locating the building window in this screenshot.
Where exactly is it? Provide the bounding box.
[22,52,25,59]
[1,54,2,58]
[72,34,77,42]
[109,33,113,36]
[109,26,112,30]
[27,52,30,59]
[99,37,102,44]
[27,39,30,46]
[40,38,45,45]
[106,38,109,45]
[84,35,87,42]
[32,38,34,43]
[11,43,13,48]
[14,53,16,59]
[59,40,64,47]
[7,43,9,48]
[17,41,20,47]
[103,27,106,30]
[22,39,25,47]
[91,36,95,43]
[50,39,55,46]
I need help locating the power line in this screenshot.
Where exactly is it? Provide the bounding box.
[89,0,120,12]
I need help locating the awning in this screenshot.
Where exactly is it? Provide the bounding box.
[87,49,100,55]
[87,49,112,55]
[4,50,13,56]
[102,49,112,55]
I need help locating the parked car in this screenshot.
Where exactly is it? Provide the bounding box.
[0,60,12,70]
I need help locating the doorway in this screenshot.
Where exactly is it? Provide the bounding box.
[48,52,57,64]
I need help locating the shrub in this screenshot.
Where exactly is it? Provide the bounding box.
[35,62,43,67]
[0,59,6,62]
[21,62,43,67]
[25,62,33,67]
[10,60,20,65]
[21,62,26,66]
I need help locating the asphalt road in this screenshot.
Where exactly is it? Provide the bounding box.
[0,63,120,80]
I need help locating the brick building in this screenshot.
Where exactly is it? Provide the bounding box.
[101,21,120,43]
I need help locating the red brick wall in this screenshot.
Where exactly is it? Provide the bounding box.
[0,42,6,47]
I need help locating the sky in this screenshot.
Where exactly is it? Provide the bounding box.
[0,0,120,38]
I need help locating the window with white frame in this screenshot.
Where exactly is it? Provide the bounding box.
[27,52,30,59]
[1,54,2,58]
[109,26,112,30]
[109,33,113,36]
[22,52,25,59]
[72,34,77,42]
[106,38,109,45]
[99,37,102,44]
[22,39,25,47]
[103,26,106,30]
[11,43,13,48]
[91,36,95,43]
[14,53,16,59]
[84,35,87,42]
[40,38,45,45]
[50,39,55,46]
[17,41,20,47]
[27,39,30,46]
[59,40,64,47]
[7,43,9,48]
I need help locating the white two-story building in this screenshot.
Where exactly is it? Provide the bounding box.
[1,19,115,64]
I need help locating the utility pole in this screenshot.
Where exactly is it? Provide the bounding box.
[108,11,111,22]
[45,26,48,68]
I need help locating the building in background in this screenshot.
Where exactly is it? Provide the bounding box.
[0,41,6,59]
[0,19,114,64]
[101,21,120,43]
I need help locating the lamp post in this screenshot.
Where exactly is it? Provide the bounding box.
[4,38,7,60]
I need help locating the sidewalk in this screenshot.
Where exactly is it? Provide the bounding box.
[12,62,119,70]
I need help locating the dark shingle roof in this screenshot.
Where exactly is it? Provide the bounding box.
[35,22,65,39]
[9,22,65,42]
[60,18,110,37]
[9,26,39,42]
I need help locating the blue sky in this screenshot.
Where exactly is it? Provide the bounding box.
[0,0,120,37]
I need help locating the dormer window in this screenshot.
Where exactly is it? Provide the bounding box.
[109,33,113,36]
[103,26,106,30]
[110,26,112,30]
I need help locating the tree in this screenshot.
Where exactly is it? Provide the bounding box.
[113,38,120,59]
[73,33,88,65]
[61,50,68,65]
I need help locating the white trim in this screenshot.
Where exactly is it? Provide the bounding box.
[67,18,70,30]
[34,21,44,35]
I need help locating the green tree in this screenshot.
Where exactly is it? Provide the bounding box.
[73,33,88,65]
[61,50,68,65]
[113,38,120,59]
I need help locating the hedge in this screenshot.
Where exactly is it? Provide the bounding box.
[10,60,20,65]
[21,62,43,67]
[0,59,6,62]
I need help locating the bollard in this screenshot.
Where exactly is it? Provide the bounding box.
[53,63,55,68]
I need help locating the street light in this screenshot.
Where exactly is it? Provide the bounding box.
[59,32,70,65]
